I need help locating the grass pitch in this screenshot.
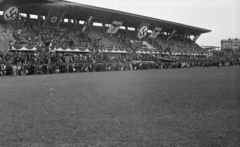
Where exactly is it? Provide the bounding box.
[0,67,240,147]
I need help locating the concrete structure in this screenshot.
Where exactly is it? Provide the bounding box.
[201,46,221,51]
[0,0,211,36]
[221,38,240,52]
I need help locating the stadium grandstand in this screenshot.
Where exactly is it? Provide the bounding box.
[0,0,239,76]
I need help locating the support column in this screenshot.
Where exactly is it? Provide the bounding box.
[61,17,65,27]
[126,25,129,37]
[27,13,30,21]
[38,12,42,29]
[102,23,106,33]
[73,19,77,30]
[135,27,138,41]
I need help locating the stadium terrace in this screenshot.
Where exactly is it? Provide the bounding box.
[0,0,239,76]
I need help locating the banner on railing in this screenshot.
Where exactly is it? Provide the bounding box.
[42,10,65,28]
[183,32,190,39]
[137,22,149,40]
[149,27,162,38]
[106,20,123,34]
[82,16,94,32]
[167,30,176,40]
[193,34,200,42]
[2,4,20,25]
[0,28,9,52]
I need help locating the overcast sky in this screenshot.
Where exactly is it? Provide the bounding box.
[69,0,239,47]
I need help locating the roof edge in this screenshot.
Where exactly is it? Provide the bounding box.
[62,0,211,33]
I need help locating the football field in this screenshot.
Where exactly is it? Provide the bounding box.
[0,67,239,147]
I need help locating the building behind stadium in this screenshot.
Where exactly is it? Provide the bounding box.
[221,38,240,52]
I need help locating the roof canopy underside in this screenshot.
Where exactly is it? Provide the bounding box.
[1,0,211,35]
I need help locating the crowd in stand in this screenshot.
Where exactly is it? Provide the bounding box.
[0,18,240,77]
[1,50,239,77]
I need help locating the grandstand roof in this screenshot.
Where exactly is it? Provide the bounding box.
[1,0,211,35]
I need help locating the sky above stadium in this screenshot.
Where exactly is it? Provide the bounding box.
[68,0,239,47]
